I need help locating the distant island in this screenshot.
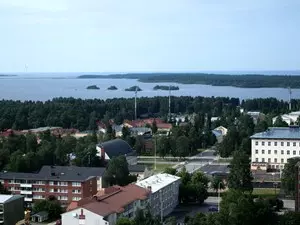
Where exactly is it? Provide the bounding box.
[107,85,118,90]
[125,86,142,92]
[86,85,100,90]
[153,85,179,91]
[77,73,300,88]
[0,74,17,77]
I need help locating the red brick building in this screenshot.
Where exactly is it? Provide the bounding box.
[0,166,105,207]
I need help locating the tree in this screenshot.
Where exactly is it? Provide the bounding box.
[33,197,63,220]
[152,120,158,134]
[122,126,131,140]
[273,116,289,127]
[133,208,162,225]
[210,176,225,193]
[163,167,177,175]
[228,151,253,192]
[281,157,300,197]
[157,136,170,158]
[103,156,136,186]
[176,136,190,158]
[0,182,10,194]
[164,216,177,225]
[279,212,300,225]
[116,217,133,225]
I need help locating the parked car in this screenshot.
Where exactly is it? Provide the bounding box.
[208,206,218,212]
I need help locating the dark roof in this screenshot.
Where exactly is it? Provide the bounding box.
[128,164,146,173]
[250,127,300,140]
[0,166,106,182]
[98,139,133,158]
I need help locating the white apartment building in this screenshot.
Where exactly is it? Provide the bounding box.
[250,126,300,170]
[135,173,181,220]
[272,111,300,125]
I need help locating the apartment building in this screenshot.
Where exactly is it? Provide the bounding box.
[64,184,150,225]
[0,195,24,225]
[136,173,181,220]
[250,126,300,170]
[0,166,106,206]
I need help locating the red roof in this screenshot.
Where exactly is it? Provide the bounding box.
[68,184,150,217]
[124,118,171,130]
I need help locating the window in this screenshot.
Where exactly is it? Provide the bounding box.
[287,150,290,155]
[274,158,277,163]
[262,158,265,162]
[72,197,81,201]
[293,151,296,155]
[72,189,81,194]
[49,181,54,186]
[72,182,81,187]
[274,142,277,146]
[262,141,265,146]
[255,149,258,154]
[293,142,296,147]
[281,150,284,155]
[268,150,271,154]
[262,150,265,154]
[281,142,284,146]
[255,158,258,162]
[287,142,290,146]
[268,142,271,146]
[255,141,258,146]
[33,195,44,199]
[281,158,284,163]
[274,150,277,154]
[268,158,271,163]
[58,182,68,186]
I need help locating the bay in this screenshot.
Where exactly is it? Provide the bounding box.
[0,77,298,101]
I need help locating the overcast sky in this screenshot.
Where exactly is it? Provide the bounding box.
[0,0,299,73]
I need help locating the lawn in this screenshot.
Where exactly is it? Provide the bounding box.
[150,163,173,172]
[252,188,278,197]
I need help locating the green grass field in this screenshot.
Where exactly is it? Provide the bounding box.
[252,188,277,196]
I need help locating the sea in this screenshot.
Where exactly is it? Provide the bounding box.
[0,71,300,102]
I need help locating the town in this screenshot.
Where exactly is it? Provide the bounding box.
[0,96,300,225]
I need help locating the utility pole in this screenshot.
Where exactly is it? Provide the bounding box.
[135,87,137,120]
[168,85,171,122]
[288,86,292,111]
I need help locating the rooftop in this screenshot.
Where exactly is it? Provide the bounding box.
[68,184,149,217]
[0,166,106,182]
[0,194,23,203]
[98,139,133,158]
[250,127,300,140]
[135,173,180,193]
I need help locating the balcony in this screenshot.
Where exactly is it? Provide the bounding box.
[24,198,32,202]
[20,183,32,188]
[20,190,32,195]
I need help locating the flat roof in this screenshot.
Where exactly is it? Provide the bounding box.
[135,173,180,193]
[0,195,13,203]
[250,127,300,140]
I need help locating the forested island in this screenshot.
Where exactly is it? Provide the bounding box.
[78,73,300,88]
[107,85,118,90]
[125,86,142,91]
[0,74,17,77]
[86,85,100,90]
[153,85,179,91]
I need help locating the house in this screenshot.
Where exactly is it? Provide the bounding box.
[64,184,150,225]
[96,139,137,165]
[123,118,172,134]
[136,173,181,219]
[272,111,300,125]
[250,126,300,171]
[212,126,228,143]
[31,211,49,223]
[0,166,106,206]
[128,164,153,181]
[0,194,24,225]
[247,111,265,124]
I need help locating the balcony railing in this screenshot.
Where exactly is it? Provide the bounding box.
[20,183,32,188]
[24,198,33,202]
[20,190,33,195]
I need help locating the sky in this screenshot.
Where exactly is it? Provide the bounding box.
[0,0,299,73]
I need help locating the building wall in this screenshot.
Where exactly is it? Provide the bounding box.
[2,196,24,225]
[251,138,300,169]
[62,208,109,225]
[150,179,180,218]
[2,178,98,206]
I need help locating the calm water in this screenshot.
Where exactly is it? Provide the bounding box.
[0,77,298,101]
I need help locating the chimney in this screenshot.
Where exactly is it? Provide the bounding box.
[147,186,152,192]
[79,209,86,225]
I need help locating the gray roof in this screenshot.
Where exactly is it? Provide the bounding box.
[0,166,106,182]
[98,139,133,158]
[250,127,300,140]
[0,194,23,203]
[32,211,49,218]
[128,164,146,173]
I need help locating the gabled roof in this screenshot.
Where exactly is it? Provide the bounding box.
[250,127,300,140]
[128,164,146,173]
[0,194,23,203]
[68,184,150,217]
[98,139,133,158]
[0,166,106,182]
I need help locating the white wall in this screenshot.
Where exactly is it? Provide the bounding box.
[251,138,300,169]
[62,208,109,225]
